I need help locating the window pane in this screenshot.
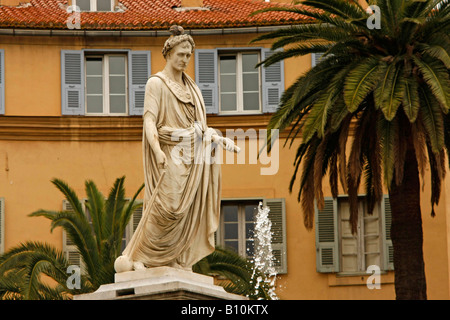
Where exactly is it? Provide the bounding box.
[342,255,358,272]
[109,56,125,75]
[86,77,103,94]
[364,218,380,236]
[243,73,259,92]
[87,96,103,113]
[220,55,236,72]
[97,0,111,11]
[224,223,238,239]
[245,205,256,221]
[366,253,380,267]
[243,92,259,111]
[246,239,254,257]
[109,76,126,94]
[219,55,236,113]
[225,240,239,253]
[77,0,90,10]
[223,206,238,222]
[242,53,258,73]
[220,74,236,93]
[365,236,380,254]
[221,93,237,111]
[86,58,102,76]
[110,95,126,114]
[245,222,254,239]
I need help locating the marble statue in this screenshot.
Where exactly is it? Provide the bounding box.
[114,26,237,273]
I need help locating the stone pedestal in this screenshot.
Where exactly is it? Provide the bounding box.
[73,267,248,300]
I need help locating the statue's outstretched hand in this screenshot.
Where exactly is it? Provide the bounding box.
[213,136,240,153]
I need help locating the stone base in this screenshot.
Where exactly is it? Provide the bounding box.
[73,267,248,300]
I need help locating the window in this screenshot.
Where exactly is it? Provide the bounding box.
[85,54,128,115]
[315,195,393,274]
[61,50,151,116]
[73,0,114,11]
[195,48,284,115]
[339,198,382,273]
[217,198,288,274]
[217,200,259,258]
[219,52,261,114]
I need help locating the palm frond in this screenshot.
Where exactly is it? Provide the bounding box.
[413,56,450,114]
[344,56,384,112]
[418,84,446,153]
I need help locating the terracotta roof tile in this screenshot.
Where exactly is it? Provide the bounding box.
[0,0,315,30]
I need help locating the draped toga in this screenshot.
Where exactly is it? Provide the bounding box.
[122,71,221,269]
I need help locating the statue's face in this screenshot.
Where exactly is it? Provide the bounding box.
[166,41,193,73]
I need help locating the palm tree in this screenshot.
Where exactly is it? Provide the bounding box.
[252,0,449,299]
[0,176,144,299]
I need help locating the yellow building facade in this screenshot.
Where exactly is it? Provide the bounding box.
[1,0,450,300]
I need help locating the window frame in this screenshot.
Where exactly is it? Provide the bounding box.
[72,0,115,12]
[216,199,262,258]
[84,53,129,116]
[337,196,383,275]
[218,50,262,116]
[315,195,392,275]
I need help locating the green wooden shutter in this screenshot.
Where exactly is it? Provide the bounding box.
[123,201,143,253]
[262,48,284,114]
[0,198,4,254]
[382,195,394,271]
[62,200,84,271]
[61,50,85,115]
[195,49,218,114]
[315,197,339,273]
[0,49,4,115]
[128,51,151,116]
[130,203,143,235]
[311,52,324,67]
[263,198,287,274]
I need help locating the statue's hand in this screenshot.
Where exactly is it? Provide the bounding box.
[217,137,238,153]
[155,149,168,169]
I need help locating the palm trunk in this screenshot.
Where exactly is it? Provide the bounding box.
[389,140,427,300]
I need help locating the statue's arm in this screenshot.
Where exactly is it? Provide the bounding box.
[144,114,167,169]
[143,77,167,169]
[204,128,239,153]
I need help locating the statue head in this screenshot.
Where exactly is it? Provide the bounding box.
[162,25,195,60]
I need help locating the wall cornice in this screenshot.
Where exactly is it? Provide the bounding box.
[0,115,284,142]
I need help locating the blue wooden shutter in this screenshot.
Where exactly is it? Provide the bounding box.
[382,195,394,271]
[262,48,284,114]
[315,197,339,273]
[0,50,4,115]
[195,49,218,114]
[61,50,85,115]
[263,198,288,274]
[129,51,151,116]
